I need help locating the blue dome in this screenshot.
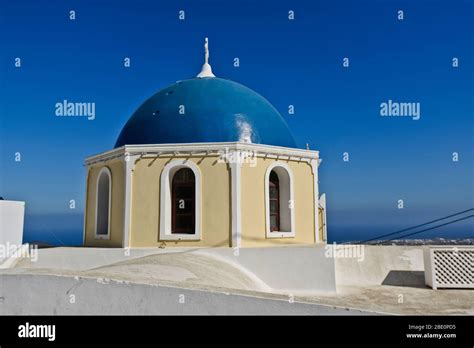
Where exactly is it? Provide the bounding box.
[115,77,296,148]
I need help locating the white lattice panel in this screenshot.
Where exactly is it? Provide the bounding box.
[424,247,474,289]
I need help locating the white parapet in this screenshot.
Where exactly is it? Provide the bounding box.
[0,200,26,264]
[424,246,474,289]
[198,246,336,293]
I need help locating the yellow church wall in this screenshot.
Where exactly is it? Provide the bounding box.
[83,150,321,248]
[240,158,316,247]
[129,155,231,248]
[84,160,125,247]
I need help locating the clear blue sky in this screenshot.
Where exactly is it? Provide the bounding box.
[1,0,473,244]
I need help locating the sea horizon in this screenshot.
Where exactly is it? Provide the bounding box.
[22,213,473,247]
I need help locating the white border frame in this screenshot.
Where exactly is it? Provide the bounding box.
[159,159,201,241]
[95,166,112,240]
[264,162,295,238]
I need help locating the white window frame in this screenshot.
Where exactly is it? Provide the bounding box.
[265,162,295,238]
[159,159,201,241]
[95,166,112,240]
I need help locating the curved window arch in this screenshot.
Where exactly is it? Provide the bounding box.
[95,167,111,239]
[265,162,295,238]
[160,159,201,240]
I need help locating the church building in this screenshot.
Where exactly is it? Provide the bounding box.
[83,39,327,248]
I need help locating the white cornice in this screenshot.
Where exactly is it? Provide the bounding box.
[84,142,319,166]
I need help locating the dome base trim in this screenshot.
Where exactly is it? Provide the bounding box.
[85,142,319,166]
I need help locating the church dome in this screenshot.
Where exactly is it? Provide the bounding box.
[115,77,296,148]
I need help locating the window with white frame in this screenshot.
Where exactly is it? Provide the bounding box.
[95,167,111,239]
[265,162,295,238]
[160,159,201,240]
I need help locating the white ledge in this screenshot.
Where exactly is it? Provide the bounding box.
[84,142,319,166]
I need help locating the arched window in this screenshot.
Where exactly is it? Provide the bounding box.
[95,167,111,239]
[269,171,280,232]
[265,163,295,238]
[172,168,195,234]
[160,160,201,240]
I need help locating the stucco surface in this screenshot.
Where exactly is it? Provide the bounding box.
[0,274,369,315]
[240,158,316,247]
[130,155,231,247]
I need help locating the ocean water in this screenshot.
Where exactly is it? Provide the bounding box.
[327,224,474,243]
[22,213,473,247]
[23,213,84,246]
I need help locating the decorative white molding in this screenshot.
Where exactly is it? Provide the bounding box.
[95,167,112,240]
[310,159,320,243]
[159,159,201,241]
[84,142,319,166]
[230,156,242,247]
[264,162,295,238]
[122,154,139,248]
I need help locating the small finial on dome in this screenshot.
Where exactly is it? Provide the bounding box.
[197,37,216,78]
[204,37,209,65]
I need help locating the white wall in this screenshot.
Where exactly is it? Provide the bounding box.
[335,245,424,287]
[14,246,336,294]
[0,200,25,264]
[0,274,368,315]
[0,200,25,247]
